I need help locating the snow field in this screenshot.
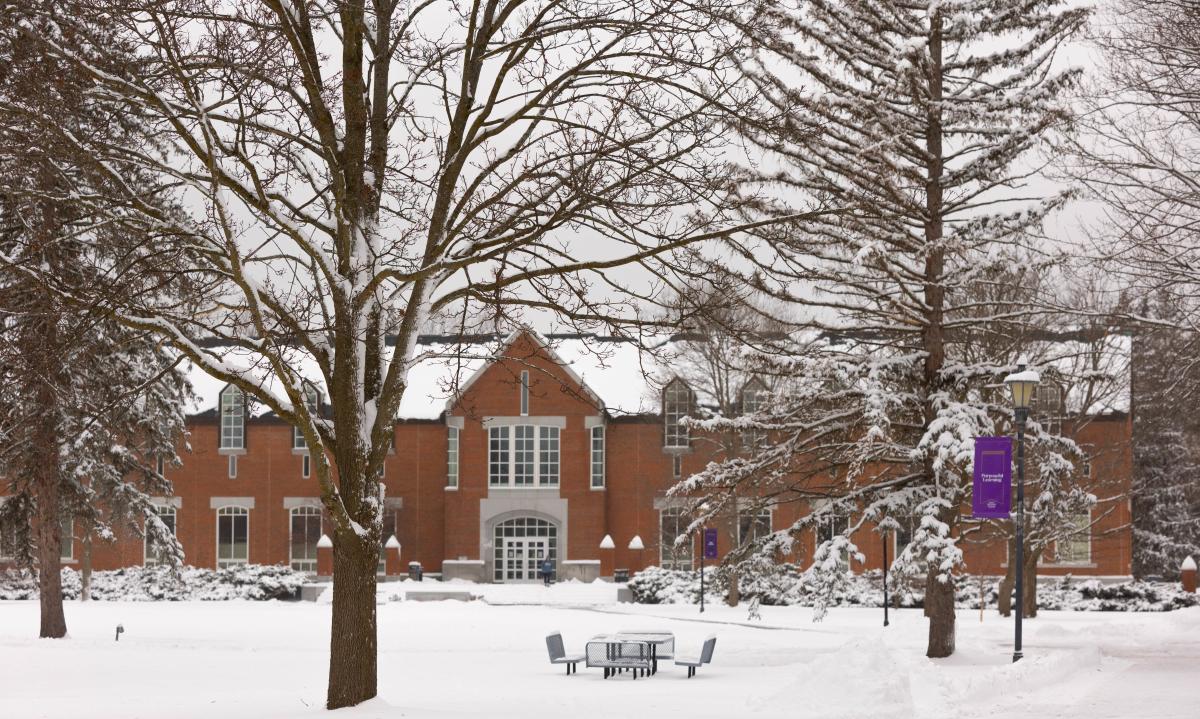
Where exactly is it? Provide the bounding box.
[0,592,1197,719]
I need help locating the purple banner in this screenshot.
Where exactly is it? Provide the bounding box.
[703,528,718,559]
[973,436,1012,519]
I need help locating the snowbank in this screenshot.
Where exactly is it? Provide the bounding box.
[0,565,308,601]
[628,565,1200,612]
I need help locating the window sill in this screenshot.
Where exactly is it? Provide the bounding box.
[590,486,606,492]
[291,448,309,456]
[662,446,692,455]
[445,486,459,492]
[218,448,247,456]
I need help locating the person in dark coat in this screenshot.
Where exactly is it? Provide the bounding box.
[540,558,554,586]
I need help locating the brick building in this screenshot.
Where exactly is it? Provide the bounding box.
[3,331,1134,581]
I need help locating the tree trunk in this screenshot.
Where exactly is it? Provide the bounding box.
[325,529,378,709]
[726,568,740,607]
[34,442,66,638]
[81,531,92,602]
[998,537,1016,617]
[1022,553,1038,618]
[925,566,956,658]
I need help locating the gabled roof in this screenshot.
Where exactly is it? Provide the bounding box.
[443,330,607,413]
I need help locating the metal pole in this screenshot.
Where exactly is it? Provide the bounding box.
[699,531,705,614]
[883,533,890,627]
[1013,408,1027,663]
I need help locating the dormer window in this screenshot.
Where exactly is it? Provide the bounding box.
[293,384,322,450]
[741,378,767,449]
[1034,381,1062,434]
[219,385,245,450]
[663,378,694,449]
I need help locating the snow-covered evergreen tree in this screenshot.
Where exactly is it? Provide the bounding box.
[1131,307,1200,578]
[674,0,1088,657]
[0,1,190,637]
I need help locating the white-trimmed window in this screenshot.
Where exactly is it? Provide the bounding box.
[514,425,535,485]
[672,454,682,479]
[663,379,693,449]
[815,509,850,563]
[659,508,694,570]
[216,506,249,568]
[741,378,767,449]
[590,426,605,489]
[539,426,559,485]
[1035,382,1062,434]
[1056,512,1092,564]
[0,520,16,560]
[293,384,321,450]
[738,508,771,546]
[144,505,177,565]
[520,370,530,416]
[60,517,73,560]
[219,385,245,450]
[156,455,166,477]
[893,515,917,555]
[289,506,321,573]
[447,427,459,489]
[488,425,559,487]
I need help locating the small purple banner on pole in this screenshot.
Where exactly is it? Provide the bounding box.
[973,436,1013,519]
[703,528,718,559]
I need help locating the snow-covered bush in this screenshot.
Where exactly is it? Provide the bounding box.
[0,565,308,601]
[628,568,1199,612]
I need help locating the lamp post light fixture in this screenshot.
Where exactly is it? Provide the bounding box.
[1003,355,1040,663]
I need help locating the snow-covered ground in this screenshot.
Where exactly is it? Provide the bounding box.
[2,584,1197,719]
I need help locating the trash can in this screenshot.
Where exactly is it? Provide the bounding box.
[408,561,423,581]
[614,568,629,583]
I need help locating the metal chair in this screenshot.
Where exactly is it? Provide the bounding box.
[674,635,717,678]
[545,631,584,675]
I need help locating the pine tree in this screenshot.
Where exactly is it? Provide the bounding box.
[1131,307,1200,578]
[0,2,190,636]
[678,0,1088,657]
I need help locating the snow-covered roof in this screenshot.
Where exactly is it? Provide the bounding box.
[180,329,1132,420]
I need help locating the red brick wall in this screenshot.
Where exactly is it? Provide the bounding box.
[12,332,1133,580]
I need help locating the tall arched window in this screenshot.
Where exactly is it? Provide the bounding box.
[663,379,693,449]
[219,385,245,450]
[216,506,249,568]
[289,506,322,573]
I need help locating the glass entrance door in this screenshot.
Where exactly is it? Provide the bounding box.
[502,537,548,581]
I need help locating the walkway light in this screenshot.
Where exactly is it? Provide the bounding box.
[1002,356,1039,663]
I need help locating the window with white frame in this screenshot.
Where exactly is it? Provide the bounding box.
[290,506,322,573]
[659,507,694,569]
[520,370,530,415]
[155,455,165,477]
[814,509,850,563]
[447,427,459,489]
[0,520,16,560]
[488,425,559,487]
[293,384,321,450]
[1035,382,1062,433]
[216,506,249,568]
[1056,512,1092,564]
[219,385,245,450]
[741,379,767,449]
[663,379,693,448]
[893,514,917,555]
[144,505,177,565]
[738,508,771,546]
[590,426,605,489]
[60,517,73,560]
[539,426,559,485]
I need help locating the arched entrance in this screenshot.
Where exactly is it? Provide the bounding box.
[492,516,558,582]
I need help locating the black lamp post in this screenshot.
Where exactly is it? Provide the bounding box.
[1004,356,1039,664]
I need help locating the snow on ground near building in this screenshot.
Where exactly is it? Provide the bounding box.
[1,587,1196,719]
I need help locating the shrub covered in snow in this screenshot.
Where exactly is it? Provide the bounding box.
[629,567,1200,612]
[0,565,308,601]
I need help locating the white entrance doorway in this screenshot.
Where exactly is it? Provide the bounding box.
[493,517,558,582]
